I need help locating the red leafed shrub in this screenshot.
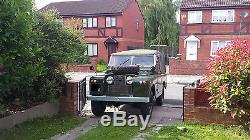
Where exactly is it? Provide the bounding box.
[205,40,250,128]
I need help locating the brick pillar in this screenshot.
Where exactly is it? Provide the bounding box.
[59,82,79,114]
[184,87,196,121]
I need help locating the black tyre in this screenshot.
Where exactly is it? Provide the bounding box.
[91,101,106,116]
[156,88,164,106]
[141,95,153,119]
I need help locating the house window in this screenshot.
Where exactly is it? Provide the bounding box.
[86,44,98,56]
[106,17,116,27]
[188,11,202,23]
[212,10,234,23]
[82,17,97,28]
[210,41,231,56]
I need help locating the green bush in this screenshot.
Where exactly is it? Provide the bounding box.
[0,0,44,106]
[96,59,108,72]
[205,40,250,129]
[0,4,89,109]
[31,10,89,102]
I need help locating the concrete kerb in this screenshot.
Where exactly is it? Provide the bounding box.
[0,101,59,130]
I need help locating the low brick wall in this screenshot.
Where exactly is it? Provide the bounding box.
[0,102,59,130]
[169,58,209,75]
[60,64,93,72]
[184,87,237,125]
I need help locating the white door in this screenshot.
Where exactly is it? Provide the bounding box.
[186,41,198,60]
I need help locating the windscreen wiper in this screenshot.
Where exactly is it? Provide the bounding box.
[119,58,130,66]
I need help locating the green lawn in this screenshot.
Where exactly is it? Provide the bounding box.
[147,123,250,140]
[77,125,141,140]
[0,114,85,140]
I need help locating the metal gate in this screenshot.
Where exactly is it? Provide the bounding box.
[77,80,86,113]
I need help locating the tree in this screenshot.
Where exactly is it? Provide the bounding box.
[138,0,179,49]
[31,10,89,102]
[33,10,89,66]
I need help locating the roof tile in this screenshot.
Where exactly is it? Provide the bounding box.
[40,0,132,16]
[181,0,250,9]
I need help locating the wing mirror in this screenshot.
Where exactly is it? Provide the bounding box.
[90,66,95,71]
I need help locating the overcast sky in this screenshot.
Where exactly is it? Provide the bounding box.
[35,0,81,9]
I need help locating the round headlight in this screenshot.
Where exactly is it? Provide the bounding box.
[126,76,133,85]
[106,76,114,84]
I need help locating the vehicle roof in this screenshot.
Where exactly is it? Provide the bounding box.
[112,49,159,56]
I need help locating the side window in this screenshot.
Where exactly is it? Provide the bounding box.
[106,17,116,27]
[86,44,98,56]
[212,10,234,23]
[188,11,202,24]
[210,40,231,56]
[82,17,98,28]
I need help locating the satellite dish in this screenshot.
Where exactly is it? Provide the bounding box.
[240,12,249,18]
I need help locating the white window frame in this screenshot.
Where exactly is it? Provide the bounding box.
[210,40,231,56]
[188,11,202,24]
[212,10,235,23]
[86,44,98,56]
[82,17,97,28]
[106,17,116,27]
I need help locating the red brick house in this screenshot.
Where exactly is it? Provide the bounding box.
[170,0,250,75]
[41,0,144,66]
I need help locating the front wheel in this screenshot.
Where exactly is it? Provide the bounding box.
[156,88,164,106]
[141,96,153,119]
[91,101,106,116]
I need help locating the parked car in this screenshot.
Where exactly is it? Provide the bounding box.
[87,49,167,117]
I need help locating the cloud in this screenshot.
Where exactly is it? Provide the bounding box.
[34,0,81,10]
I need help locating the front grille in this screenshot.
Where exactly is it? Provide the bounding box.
[108,75,131,95]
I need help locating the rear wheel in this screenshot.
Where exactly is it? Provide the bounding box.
[156,88,164,106]
[91,101,106,116]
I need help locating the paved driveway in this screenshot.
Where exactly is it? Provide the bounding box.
[81,83,185,126]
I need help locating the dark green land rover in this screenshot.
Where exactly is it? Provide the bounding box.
[87,49,167,117]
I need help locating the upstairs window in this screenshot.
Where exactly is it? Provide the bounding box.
[106,17,116,27]
[210,41,231,56]
[188,11,202,23]
[82,17,97,28]
[212,10,234,23]
[86,44,98,56]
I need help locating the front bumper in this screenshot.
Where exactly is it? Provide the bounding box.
[87,95,150,103]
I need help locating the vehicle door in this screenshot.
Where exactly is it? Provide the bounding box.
[154,54,163,98]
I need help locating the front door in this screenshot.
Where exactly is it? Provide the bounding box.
[107,44,117,60]
[186,41,198,60]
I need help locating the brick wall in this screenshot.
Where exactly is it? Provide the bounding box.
[60,64,93,72]
[169,57,209,75]
[184,87,238,125]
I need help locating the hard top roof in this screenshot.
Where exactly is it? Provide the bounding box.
[112,49,159,56]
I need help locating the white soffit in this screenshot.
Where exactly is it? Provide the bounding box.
[185,35,200,42]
